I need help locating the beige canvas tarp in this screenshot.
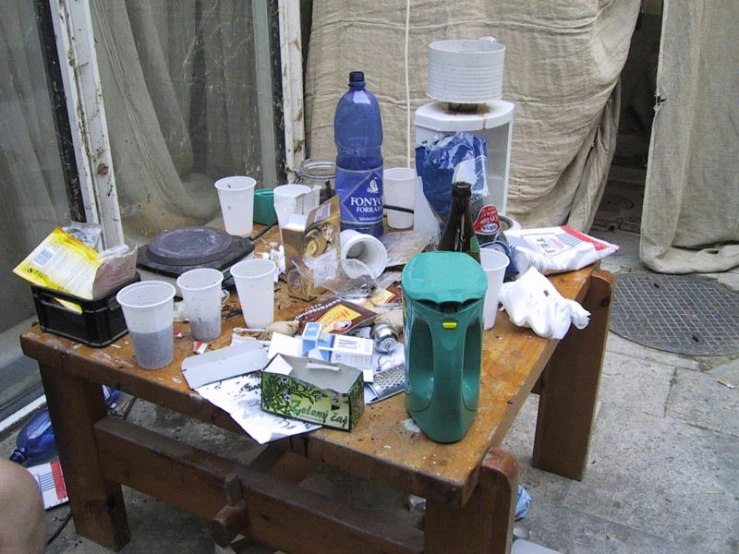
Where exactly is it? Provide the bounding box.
[641,0,739,273]
[304,1,641,231]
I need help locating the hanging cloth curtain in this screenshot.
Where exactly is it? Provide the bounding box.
[90,0,262,238]
[0,0,72,327]
[641,0,739,273]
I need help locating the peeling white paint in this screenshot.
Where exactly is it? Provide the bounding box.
[51,0,123,248]
[278,1,305,181]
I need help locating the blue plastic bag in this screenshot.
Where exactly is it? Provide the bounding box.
[415,132,488,223]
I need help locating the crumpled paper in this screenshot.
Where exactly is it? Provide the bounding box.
[500,267,590,340]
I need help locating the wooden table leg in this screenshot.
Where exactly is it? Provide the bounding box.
[39,363,130,550]
[532,269,614,480]
[425,448,518,554]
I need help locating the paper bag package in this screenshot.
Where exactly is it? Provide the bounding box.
[281,196,341,301]
[261,353,365,431]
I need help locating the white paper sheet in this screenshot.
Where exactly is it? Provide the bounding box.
[181,339,268,389]
[27,459,68,510]
[196,372,320,444]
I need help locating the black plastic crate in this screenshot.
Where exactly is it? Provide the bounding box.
[31,274,141,347]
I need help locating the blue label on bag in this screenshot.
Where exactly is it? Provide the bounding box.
[335,166,383,225]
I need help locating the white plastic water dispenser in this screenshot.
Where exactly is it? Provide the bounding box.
[415,37,515,216]
[414,100,515,215]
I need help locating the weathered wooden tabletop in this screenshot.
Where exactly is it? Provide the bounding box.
[21,225,597,508]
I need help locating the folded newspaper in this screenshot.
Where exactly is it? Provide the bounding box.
[505,226,619,275]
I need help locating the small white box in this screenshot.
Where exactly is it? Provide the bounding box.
[319,333,374,370]
[302,323,374,371]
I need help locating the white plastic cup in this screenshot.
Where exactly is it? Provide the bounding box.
[479,249,510,330]
[116,281,176,369]
[176,268,224,342]
[215,176,256,237]
[340,229,388,279]
[273,184,313,227]
[230,259,276,329]
[383,168,416,229]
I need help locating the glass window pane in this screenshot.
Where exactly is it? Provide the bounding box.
[90,0,276,241]
[0,1,71,330]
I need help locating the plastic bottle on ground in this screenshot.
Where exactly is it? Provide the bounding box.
[9,386,120,465]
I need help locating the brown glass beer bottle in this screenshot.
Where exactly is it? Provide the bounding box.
[438,181,481,262]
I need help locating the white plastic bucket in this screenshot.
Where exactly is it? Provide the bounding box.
[428,37,505,104]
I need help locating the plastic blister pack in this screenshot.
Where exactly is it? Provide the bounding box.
[380,230,436,267]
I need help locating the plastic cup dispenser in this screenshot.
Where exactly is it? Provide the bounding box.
[401,251,488,443]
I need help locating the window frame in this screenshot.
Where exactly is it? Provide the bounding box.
[50,0,305,246]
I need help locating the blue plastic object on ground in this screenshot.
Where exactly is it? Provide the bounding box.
[8,408,56,465]
[334,71,384,237]
[9,386,119,465]
[516,484,532,520]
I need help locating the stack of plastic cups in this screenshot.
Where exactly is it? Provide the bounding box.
[383,167,417,229]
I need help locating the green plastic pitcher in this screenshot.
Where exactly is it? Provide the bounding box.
[401,251,487,443]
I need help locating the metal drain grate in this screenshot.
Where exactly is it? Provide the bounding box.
[610,273,739,356]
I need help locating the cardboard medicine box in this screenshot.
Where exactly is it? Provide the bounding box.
[261,353,365,431]
[281,196,341,301]
[301,322,374,371]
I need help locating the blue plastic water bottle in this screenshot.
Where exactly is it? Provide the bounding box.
[8,408,57,465]
[9,386,120,465]
[334,71,384,237]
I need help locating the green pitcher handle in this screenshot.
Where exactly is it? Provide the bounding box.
[430,320,466,417]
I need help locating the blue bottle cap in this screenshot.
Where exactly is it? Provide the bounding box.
[349,71,365,86]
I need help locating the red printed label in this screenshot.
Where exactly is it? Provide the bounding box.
[473,205,501,236]
[51,459,68,500]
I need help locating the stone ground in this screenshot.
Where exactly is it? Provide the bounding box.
[1,229,737,554]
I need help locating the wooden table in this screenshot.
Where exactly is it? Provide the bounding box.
[20,234,613,554]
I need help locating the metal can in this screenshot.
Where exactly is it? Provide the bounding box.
[472,200,514,262]
[372,323,398,353]
[472,201,505,247]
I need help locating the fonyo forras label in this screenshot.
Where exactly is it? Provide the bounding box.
[335,166,383,225]
[473,204,502,242]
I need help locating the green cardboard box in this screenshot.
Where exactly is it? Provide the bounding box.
[261,354,365,431]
